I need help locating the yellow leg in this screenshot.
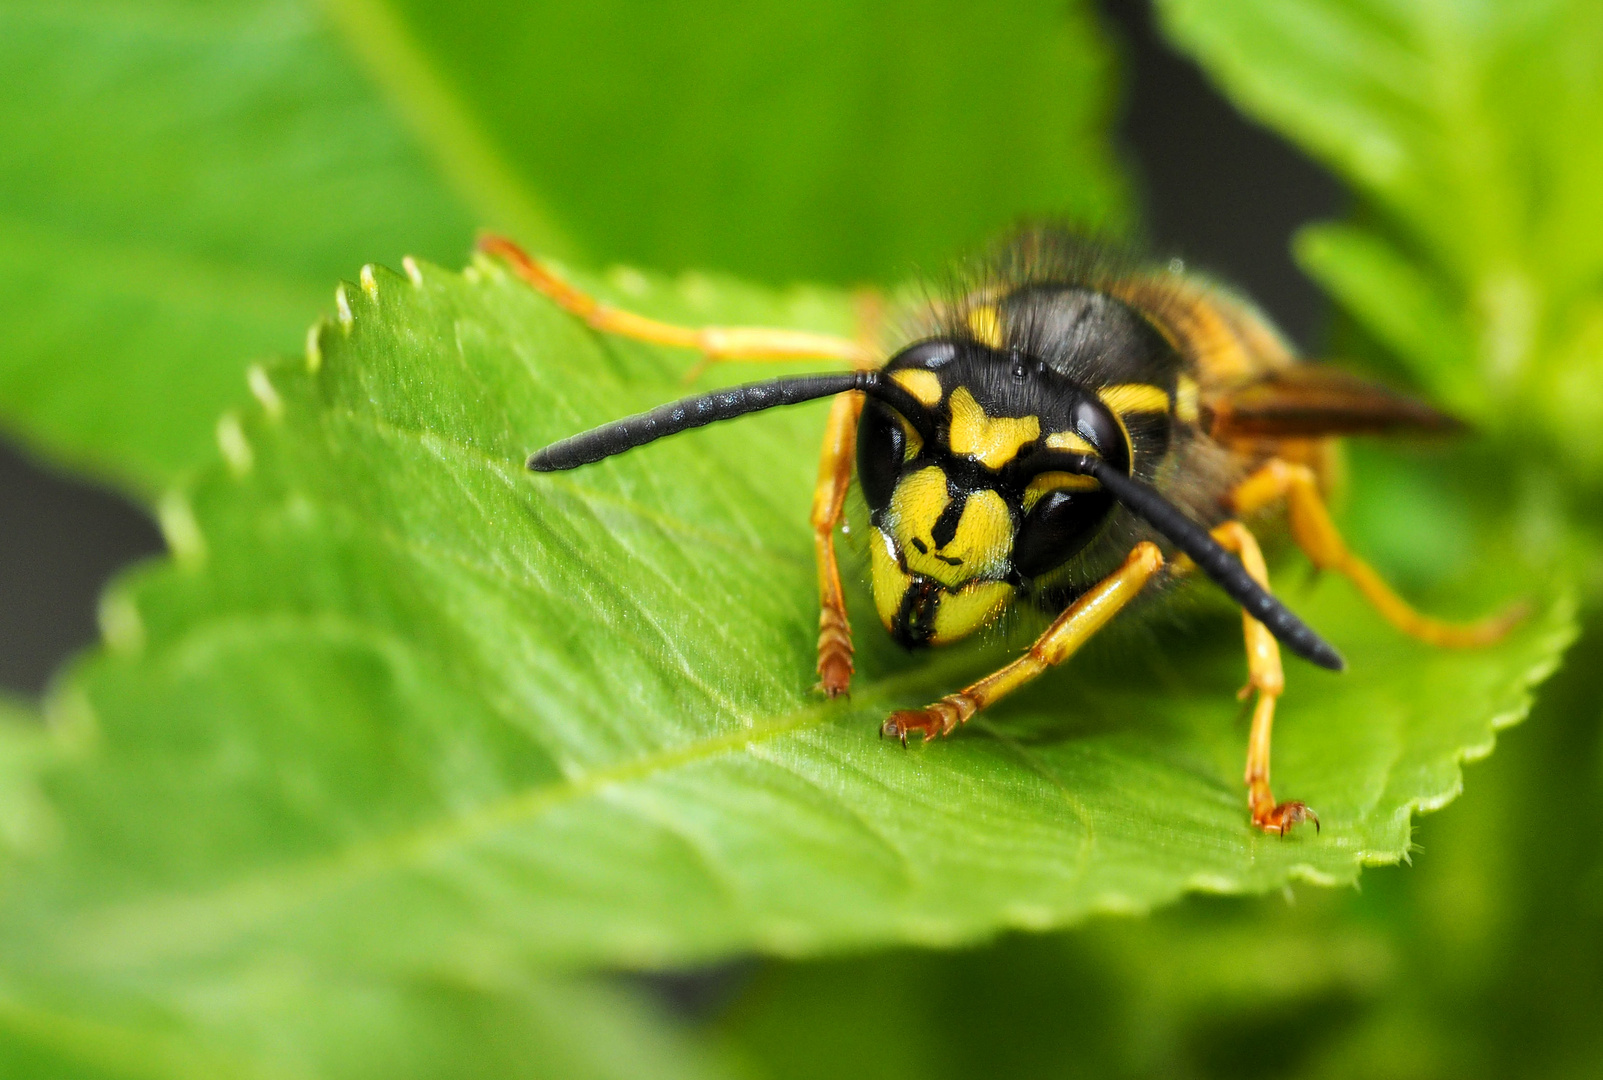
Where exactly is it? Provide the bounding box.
[1206,521,1317,836]
[882,543,1165,743]
[479,235,874,368]
[1233,459,1525,648]
[813,391,865,697]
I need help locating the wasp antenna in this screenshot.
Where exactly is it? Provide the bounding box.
[1033,451,1345,672]
[528,371,934,472]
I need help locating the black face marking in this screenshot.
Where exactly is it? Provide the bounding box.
[929,496,965,550]
[910,537,927,554]
[892,576,941,648]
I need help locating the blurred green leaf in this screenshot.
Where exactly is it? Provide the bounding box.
[0,964,742,1080]
[0,1,486,493]
[373,0,1130,285]
[0,693,60,859]
[1,255,1570,988]
[0,0,1125,495]
[1155,0,1603,474]
[714,923,1392,1080]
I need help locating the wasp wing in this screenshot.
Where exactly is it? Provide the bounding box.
[1206,365,1464,440]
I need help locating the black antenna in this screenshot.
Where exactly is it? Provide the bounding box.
[1026,451,1345,672]
[528,371,934,472]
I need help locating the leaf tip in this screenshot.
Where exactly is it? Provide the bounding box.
[360,264,379,299]
[402,256,424,286]
[334,285,354,331]
[247,364,284,421]
[305,322,324,374]
[98,589,146,656]
[157,491,207,568]
[215,412,253,477]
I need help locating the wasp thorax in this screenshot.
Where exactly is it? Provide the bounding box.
[858,333,1145,647]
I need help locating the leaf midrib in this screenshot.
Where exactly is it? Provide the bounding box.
[66,652,950,970]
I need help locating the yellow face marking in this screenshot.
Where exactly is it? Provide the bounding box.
[871,528,1015,644]
[1045,430,1095,454]
[887,466,949,547]
[892,368,943,407]
[1098,383,1171,415]
[930,581,1014,644]
[885,469,1013,588]
[1175,375,1200,424]
[966,304,1003,349]
[928,490,1012,583]
[1023,472,1100,511]
[947,387,1040,469]
[870,528,908,632]
[900,418,923,461]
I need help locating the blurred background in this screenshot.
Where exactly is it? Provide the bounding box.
[1,1,1598,1077]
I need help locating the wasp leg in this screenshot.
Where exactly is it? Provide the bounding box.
[1201,521,1317,836]
[882,543,1165,744]
[813,390,865,696]
[1233,459,1525,648]
[479,235,875,370]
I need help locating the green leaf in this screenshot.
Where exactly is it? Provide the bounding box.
[0,0,1126,494]
[8,676,733,1080]
[0,965,740,1080]
[0,1,487,492]
[371,0,1130,285]
[713,923,1395,1080]
[1155,0,1603,474]
[717,612,1603,1080]
[3,256,1572,982]
[0,693,69,860]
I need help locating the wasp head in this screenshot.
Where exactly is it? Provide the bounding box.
[857,332,1136,648]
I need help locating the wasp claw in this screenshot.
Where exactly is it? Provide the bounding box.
[816,679,851,700]
[881,695,978,745]
[1252,798,1319,836]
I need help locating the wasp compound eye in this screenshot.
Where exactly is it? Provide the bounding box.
[857,400,906,512]
[1012,486,1113,578]
[887,338,960,371]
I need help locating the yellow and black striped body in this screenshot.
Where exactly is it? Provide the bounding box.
[859,237,1312,647]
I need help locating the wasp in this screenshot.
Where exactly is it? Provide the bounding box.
[486,229,1521,835]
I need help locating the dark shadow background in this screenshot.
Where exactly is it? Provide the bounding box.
[0,0,1342,698]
